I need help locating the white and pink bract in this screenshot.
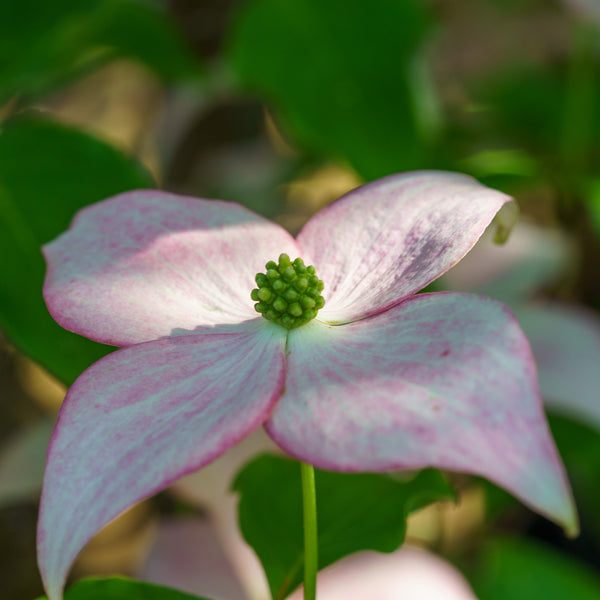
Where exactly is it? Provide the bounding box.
[37,171,577,600]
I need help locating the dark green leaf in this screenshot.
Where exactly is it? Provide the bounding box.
[481,413,600,543]
[90,0,201,81]
[229,0,433,180]
[474,67,567,157]
[35,576,211,600]
[234,454,454,600]
[469,537,600,600]
[0,0,200,102]
[461,55,600,184]
[548,413,600,542]
[0,114,154,384]
[584,177,600,242]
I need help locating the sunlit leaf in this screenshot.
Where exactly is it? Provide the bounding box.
[229,0,433,180]
[234,454,454,600]
[0,114,154,384]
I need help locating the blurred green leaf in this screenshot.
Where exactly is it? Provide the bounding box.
[548,413,600,542]
[91,0,201,80]
[586,177,600,241]
[35,576,210,600]
[458,148,539,180]
[229,0,433,180]
[470,68,566,159]
[234,454,454,600]
[0,114,154,384]
[482,413,600,541]
[480,479,516,524]
[0,0,200,103]
[464,61,600,178]
[469,537,600,600]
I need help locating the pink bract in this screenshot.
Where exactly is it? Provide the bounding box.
[38,171,577,600]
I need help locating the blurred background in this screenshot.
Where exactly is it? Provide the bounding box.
[1,0,600,598]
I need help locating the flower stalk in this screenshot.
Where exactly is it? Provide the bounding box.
[301,461,318,600]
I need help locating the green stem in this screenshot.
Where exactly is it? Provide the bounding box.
[301,462,318,600]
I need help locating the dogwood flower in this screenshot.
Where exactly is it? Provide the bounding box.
[38,171,577,600]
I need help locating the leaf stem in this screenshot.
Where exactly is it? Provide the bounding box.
[301,462,318,600]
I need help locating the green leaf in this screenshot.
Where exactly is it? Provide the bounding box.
[35,576,211,600]
[0,114,154,384]
[469,537,600,600]
[473,67,567,157]
[548,413,600,543]
[585,177,600,242]
[234,454,454,600]
[90,0,201,81]
[463,57,599,181]
[481,413,600,542]
[0,0,200,103]
[228,0,433,180]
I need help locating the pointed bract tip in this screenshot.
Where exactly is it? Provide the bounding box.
[493,199,519,244]
[564,513,580,539]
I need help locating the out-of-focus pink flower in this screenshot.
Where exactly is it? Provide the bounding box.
[441,221,574,303]
[169,429,277,600]
[288,547,477,600]
[37,172,576,599]
[142,518,248,600]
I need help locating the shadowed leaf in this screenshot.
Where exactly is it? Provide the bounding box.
[234,453,454,599]
[0,114,154,383]
[35,577,212,600]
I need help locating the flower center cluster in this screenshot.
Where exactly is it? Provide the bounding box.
[252,253,325,330]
